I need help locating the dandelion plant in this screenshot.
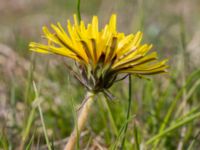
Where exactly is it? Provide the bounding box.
[29,14,168,149]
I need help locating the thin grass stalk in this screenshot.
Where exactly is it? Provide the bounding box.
[133,121,140,150]
[19,54,35,150]
[38,105,52,150]
[111,115,136,150]
[187,131,200,150]
[22,109,36,143]
[176,79,200,118]
[77,0,81,23]
[120,75,132,149]
[33,82,52,150]
[177,17,187,150]
[97,98,111,142]
[25,134,35,150]
[102,99,119,136]
[64,92,95,150]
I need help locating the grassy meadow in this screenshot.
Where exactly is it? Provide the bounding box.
[0,0,200,149]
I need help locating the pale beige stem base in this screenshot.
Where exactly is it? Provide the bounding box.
[64,92,94,150]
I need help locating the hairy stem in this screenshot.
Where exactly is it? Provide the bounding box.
[64,92,95,150]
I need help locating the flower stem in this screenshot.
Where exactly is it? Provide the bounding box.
[64,92,95,150]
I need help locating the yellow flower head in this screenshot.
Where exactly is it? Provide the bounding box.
[29,14,168,97]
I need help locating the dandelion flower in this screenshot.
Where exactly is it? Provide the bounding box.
[29,14,167,96]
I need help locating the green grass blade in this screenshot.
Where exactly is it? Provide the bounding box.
[152,69,200,147]
[102,100,119,136]
[146,111,200,145]
[110,115,135,150]
[187,131,200,150]
[25,134,35,150]
[77,0,81,23]
[120,75,132,149]
[133,121,140,150]
[33,82,52,150]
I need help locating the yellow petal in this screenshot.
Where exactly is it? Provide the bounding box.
[73,14,78,26]
[132,31,143,47]
[92,16,99,39]
[114,52,158,70]
[116,34,134,53]
[109,14,117,33]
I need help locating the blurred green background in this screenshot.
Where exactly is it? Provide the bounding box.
[0,0,200,149]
